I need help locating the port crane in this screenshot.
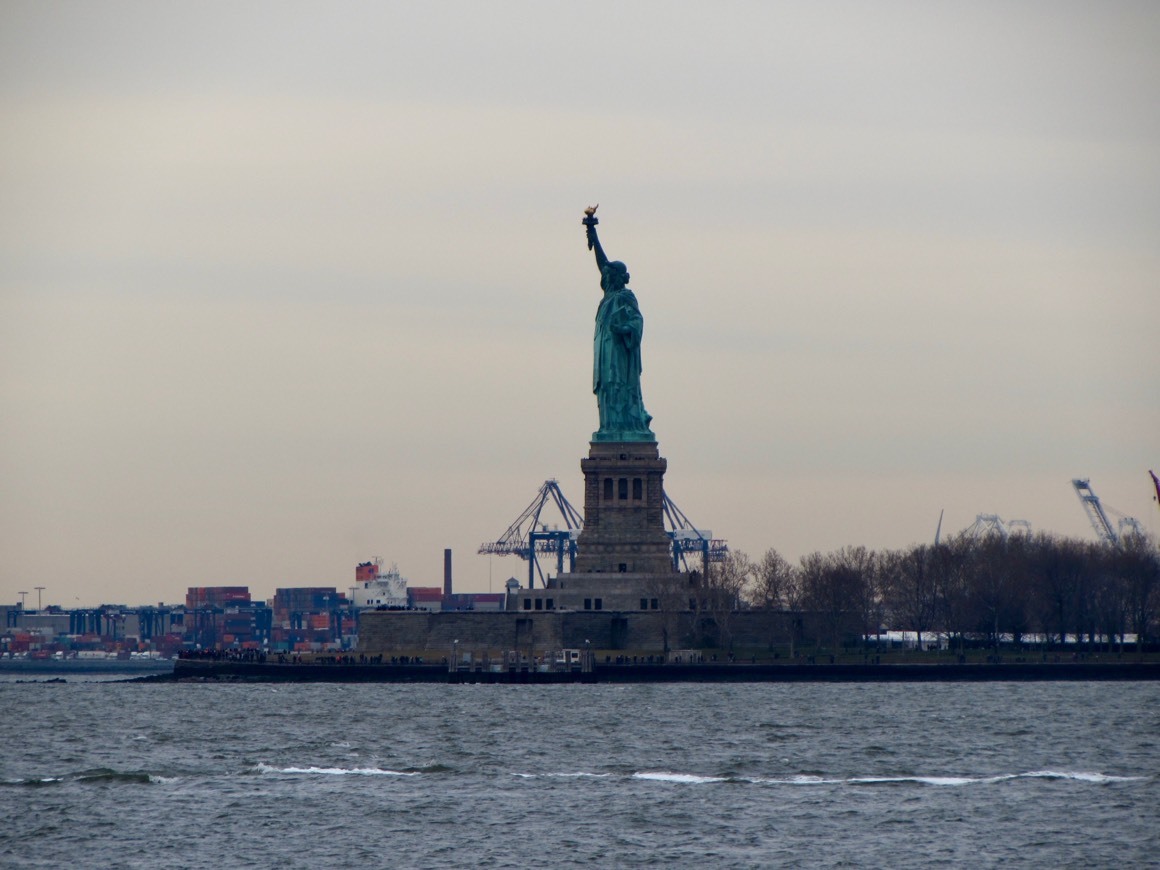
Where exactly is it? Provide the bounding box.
[1071,478,1142,545]
[478,480,584,589]
[960,514,1031,541]
[479,480,728,588]
[662,494,728,573]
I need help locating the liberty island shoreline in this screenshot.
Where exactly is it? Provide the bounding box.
[161,657,1160,684]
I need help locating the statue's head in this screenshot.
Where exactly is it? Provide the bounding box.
[601,260,629,291]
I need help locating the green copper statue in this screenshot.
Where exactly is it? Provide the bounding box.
[582,205,655,442]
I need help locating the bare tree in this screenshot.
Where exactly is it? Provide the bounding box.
[721,529,1157,660]
[797,551,827,653]
[835,546,879,654]
[1027,534,1087,647]
[1111,534,1160,656]
[702,549,753,652]
[751,547,798,653]
[1093,555,1128,654]
[753,548,795,609]
[882,545,938,650]
[799,548,872,654]
[961,532,1041,652]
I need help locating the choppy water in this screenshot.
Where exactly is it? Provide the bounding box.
[2,678,1157,868]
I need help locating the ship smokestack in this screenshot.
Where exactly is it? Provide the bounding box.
[443,548,453,598]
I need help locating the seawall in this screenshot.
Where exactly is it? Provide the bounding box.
[170,659,1160,684]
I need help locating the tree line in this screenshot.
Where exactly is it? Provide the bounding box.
[697,532,1160,653]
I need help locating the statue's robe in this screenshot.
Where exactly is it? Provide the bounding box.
[593,287,652,437]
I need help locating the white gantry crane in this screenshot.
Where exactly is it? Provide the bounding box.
[961,514,1031,541]
[1071,478,1142,545]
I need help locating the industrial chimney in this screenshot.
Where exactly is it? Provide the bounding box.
[443,548,453,598]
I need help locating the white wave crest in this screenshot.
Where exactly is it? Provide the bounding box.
[254,763,417,777]
[777,775,845,785]
[1017,770,1145,783]
[633,772,728,784]
[766,771,1147,787]
[503,769,1145,788]
[849,775,980,786]
[511,772,614,780]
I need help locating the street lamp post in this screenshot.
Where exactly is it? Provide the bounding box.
[34,586,45,611]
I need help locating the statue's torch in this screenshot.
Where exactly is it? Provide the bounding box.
[582,204,599,250]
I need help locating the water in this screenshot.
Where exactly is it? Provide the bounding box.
[2,679,1157,868]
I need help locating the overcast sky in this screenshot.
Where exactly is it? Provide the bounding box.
[2,1,1158,608]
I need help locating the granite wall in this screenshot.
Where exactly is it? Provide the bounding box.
[357,609,809,655]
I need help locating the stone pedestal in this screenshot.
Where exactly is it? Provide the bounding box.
[573,441,674,575]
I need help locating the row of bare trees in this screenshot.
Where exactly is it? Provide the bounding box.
[698,532,1160,653]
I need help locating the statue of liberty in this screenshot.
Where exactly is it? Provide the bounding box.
[582,206,655,442]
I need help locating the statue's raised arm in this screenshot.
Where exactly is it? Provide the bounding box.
[582,204,609,272]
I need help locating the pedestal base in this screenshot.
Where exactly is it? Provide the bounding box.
[573,440,674,575]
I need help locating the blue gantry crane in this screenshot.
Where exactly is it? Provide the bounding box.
[662,493,729,573]
[479,480,728,588]
[478,480,584,589]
